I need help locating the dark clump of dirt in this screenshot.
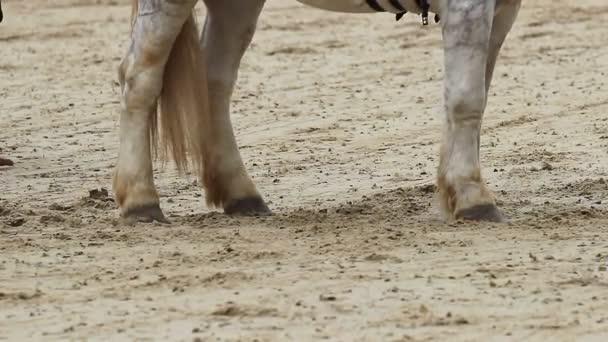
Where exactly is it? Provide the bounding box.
[79,188,115,210]
[0,290,42,301]
[7,217,26,227]
[40,214,65,224]
[89,188,109,199]
[211,304,279,317]
[0,157,14,166]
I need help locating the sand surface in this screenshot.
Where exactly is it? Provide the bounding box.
[1,0,608,340]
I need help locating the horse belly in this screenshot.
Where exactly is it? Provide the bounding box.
[296,0,439,14]
[296,0,375,13]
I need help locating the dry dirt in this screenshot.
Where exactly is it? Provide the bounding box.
[1,0,608,340]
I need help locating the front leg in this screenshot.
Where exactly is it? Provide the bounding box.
[437,0,503,222]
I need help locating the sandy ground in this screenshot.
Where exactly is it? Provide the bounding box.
[1,0,608,340]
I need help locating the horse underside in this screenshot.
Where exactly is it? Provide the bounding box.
[297,0,439,15]
[113,0,521,223]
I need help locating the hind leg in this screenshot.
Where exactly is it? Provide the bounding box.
[200,0,270,216]
[486,0,521,90]
[113,0,197,223]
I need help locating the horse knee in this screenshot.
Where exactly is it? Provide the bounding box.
[446,87,487,123]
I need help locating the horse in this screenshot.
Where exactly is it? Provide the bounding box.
[114,0,521,223]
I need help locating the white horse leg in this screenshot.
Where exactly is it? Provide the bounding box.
[200,0,269,215]
[114,0,198,222]
[437,0,503,222]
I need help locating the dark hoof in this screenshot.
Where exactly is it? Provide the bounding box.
[224,196,271,217]
[456,204,505,223]
[122,203,170,224]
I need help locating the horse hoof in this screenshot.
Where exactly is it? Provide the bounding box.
[456,204,505,223]
[122,203,170,224]
[224,196,271,216]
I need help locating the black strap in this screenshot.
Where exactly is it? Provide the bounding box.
[0,0,3,23]
[365,0,385,12]
[416,0,430,25]
[394,0,439,24]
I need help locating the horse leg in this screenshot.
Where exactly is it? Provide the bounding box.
[113,0,198,222]
[200,0,270,215]
[437,0,508,222]
[486,0,521,90]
